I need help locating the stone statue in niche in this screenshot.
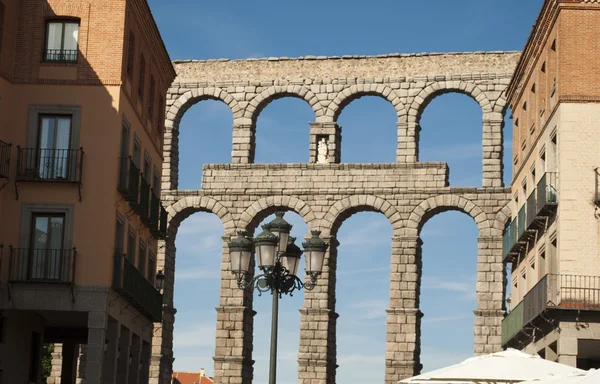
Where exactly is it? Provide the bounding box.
[317,138,329,164]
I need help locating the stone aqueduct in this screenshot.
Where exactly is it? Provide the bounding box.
[150,52,520,384]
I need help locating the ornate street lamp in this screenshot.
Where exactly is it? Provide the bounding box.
[227,212,328,384]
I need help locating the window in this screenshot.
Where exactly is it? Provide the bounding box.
[551,39,556,51]
[531,84,536,93]
[153,168,160,192]
[18,204,74,281]
[143,153,151,183]
[0,2,5,54]
[138,240,146,275]
[148,75,155,122]
[37,115,72,179]
[522,101,527,111]
[114,213,125,255]
[148,250,156,284]
[531,165,536,186]
[521,177,527,197]
[44,20,79,62]
[126,31,135,78]
[157,96,165,134]
[529,123,536,135]
[30,213,65,280]
[120,120,130,158]
[541,62,546,73]
[127,226,136,263]
[138,54,146,101]
[521,139,527,152]
[133,136,141,167]
[29,332,42,382]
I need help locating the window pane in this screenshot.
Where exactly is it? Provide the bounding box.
[33,216,49,249]
[55,117,71,149]
[39,117,55,149]
[49,216,64,249]
[46,23,63,51]
[63,23,79,51]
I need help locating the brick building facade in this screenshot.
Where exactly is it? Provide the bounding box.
[0,1,174,383]
[502,0,600,370]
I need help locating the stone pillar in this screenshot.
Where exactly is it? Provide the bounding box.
[482,112,504,188]
[232,123,255,164]
[161,122,179,190]
[116,326,131,384]
[214,237,254,384]
[385,236,422,384]
[61,342,79,384]
[83,312,109,384]
[298,236,338,384]
[397,122,417,163]
[474,236,505,355]
[128,334,142,384]
[151,238,175,384]
[76,345,86,384]
[47,343,63,384]
[309,122,341,163]
[139,342,151,384]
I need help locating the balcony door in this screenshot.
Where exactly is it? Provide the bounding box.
[30,213,65,280]
[38,115,72,180]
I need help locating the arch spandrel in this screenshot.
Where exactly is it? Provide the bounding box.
[237,195,317,233]
[406,194,491,237]
[244,85,323,124]
[329,84,408,123]
[408,81,491,124]
[323,195,404,237]
[165,195,236,236]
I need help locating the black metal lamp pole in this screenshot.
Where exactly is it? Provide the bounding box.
[228,212,328,384]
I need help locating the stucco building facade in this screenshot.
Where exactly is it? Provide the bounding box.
[0,0,174,383]
[501,0,600,371]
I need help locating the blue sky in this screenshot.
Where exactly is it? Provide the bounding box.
[148,1,544,383]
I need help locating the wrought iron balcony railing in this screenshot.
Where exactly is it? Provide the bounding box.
[148,190,160,232]
[9,247,77,284]
[113,252,162,322]
[536,172,558,215]
[15,147,84,200]
[118,157,140,204]
[136,177,150,223]
[502,274,600,347]
[43,49,78,63]
[0,140,11,179]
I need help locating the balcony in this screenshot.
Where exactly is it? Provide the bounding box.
[502,172,558,262]
[15,147,84,200]
[134,177,150,223]
[8,247,77,284]
[43,49,78,63]
[502,274,600,347]
[501,300,523,346]
[0,140,11,179]
[118,157,140,204]
[113,252,162,322]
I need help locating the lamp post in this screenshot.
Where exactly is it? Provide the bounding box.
[227,212,328,384]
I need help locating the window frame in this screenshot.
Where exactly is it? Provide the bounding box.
[27,105,81,150]
[126,31,136,79]
[19,204,74,250]
[127,225,137,264]
[43,18,80,63]
[114,212,125,255]
[138,54,146,101]
[143,151,151,183]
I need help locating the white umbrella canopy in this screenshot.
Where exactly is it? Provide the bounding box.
[518,369,600,384]
[399,349,584,384]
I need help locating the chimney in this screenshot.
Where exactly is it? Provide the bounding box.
[200,368,205,377]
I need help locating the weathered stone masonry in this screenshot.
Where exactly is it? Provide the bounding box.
[152,52,519,384]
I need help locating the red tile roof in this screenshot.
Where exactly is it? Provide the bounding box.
[172,371,214,384]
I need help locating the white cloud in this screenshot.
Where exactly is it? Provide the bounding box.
[422,314,472,324]
[349,298,389,320]
[174,323,216,348]
[175,267,221,281]
[421,142,482,161]
[421,275,476,300]
[338,219,392,247]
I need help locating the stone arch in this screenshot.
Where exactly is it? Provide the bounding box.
[244,85,324,124]
[408,81,492,124]
[237,195,317,233]
[406,194,490,237]
[323,195,403,237]
[329,84,408,122]
[165,195,236,236]
[491,201,512,237]
[166,87,241,130]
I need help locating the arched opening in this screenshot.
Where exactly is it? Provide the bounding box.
[254,97,314,163]
[503,107,514,186]
[172,212,225,378]
[334,212,393,383]
[250,211,308,384]
[418,211,478,371]
[337,96,398,163]
[178,100,233,189]
[419,93,483,187]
